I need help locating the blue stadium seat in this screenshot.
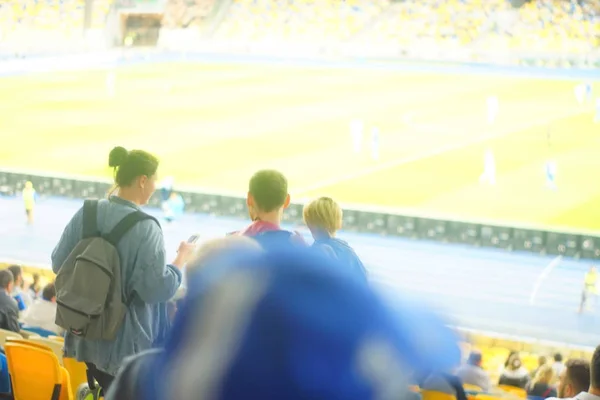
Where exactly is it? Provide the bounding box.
[21,326,57,338]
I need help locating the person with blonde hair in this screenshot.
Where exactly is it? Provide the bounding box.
[527,364,557,398]
[303,197,367,281]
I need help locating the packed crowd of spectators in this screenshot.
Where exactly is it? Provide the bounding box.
[212,0,599,55]
[0,0,112,43]
[208,0,389,43]
[0,0,597,58]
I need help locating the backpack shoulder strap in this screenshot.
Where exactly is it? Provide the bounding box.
[104,211,160,246]
[82,200,99,239]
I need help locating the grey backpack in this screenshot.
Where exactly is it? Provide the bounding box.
[55,200,158,341]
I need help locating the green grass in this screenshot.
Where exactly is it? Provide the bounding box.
[0,62,598,231]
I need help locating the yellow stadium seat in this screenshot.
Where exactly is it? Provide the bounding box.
[63,358,88,399]
[5,342,72,400]
[476,395,505,400]
[28,338,64,365]
[422,390,456,400]
[498,385,527,399]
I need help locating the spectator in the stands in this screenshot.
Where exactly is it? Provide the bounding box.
[7,265,32,311]
[554,353,567,379]
[551,347,600,400]
[21,282,62,335]
[455,351,491,392]
[303,197,367,282]
[0,270,20,333]
[52,146,195,395]
[533,355,549,378]
[499,353,530,388]
[28,273,41,300]
[528,364,557,398]
[231,169,304,249]
[554,359,591,399]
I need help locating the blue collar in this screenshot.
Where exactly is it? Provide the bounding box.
[109,195,141,211]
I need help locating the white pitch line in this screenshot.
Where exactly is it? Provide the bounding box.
[529,255,563,305]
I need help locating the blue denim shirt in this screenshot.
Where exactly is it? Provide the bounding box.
[312,237,368,282]
[51,196,182,375]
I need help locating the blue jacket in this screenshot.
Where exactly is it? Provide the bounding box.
[51,196,182,375]
[312,237,368,282]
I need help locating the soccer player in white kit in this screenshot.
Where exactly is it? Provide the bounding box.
[350,119,364,154]
[479,148,496,185]
[487,96,499,125]
[371,127,380,161]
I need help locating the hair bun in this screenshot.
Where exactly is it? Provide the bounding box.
[109,146,128,168]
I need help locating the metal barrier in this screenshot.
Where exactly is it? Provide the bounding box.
[2,169,600,260]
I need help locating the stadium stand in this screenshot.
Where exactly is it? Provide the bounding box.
[213,0,390,43]
[211,0,598,60]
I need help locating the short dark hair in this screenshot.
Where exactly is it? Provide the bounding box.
[592,346,600,389]
[248,170,288,212]
[42,283,56,301]
[566,359,591,393]
[467,351,482,366]
[0,270,14,290]
[555,353,564,362]
[7,265,21,281]
[109,147,159,188]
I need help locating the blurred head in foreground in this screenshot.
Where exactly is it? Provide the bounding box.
[144,247,459,400]
[185,236,263,282]
[557,359,590,398]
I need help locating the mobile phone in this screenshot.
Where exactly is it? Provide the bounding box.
[187,234,200,244]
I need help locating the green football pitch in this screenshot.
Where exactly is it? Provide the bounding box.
[0,61,598,232]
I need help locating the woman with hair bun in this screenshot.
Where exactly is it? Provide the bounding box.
[51,146,196,395]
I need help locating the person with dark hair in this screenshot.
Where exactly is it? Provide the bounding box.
[455,351,491,391]
[21,282,61,334]
[231,169,304,249]
[52,146,196,395]
[554,353,566,378]
[552,359,591,399]
[0,270,20,333]
[7,264,31,311]
[499,353,530,389]
[548,348,600,400]
[28,273,41,299]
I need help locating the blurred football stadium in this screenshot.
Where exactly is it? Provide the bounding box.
[1,0,600,393]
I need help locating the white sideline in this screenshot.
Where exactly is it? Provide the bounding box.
[529,255,562,305]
